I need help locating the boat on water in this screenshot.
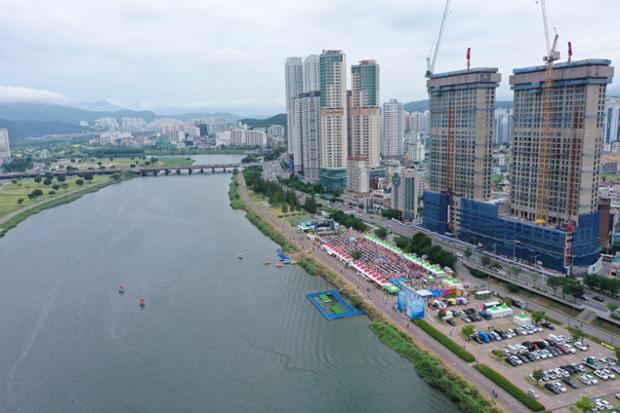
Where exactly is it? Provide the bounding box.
[118,285,125,294]
[275,262,284,268]
[139,298,145,307]
[238,253,243,259]
[263,260,271,265]
[290,260,297,265]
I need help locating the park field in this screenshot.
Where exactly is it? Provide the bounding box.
[47,156,194,172]
[0,175,109,218]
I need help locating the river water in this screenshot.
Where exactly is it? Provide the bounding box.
[0,155,456,413]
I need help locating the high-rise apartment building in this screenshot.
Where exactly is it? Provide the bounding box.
[509,59,613,226]
[285,57,304,173]
[303,55,320,93]
[604,96,620,145]
[319,50,348,190]
[295,91,322,183]
[392,167,423,221]
[381,99,405,158]
[494,108,512,146]
[350,60,381,168]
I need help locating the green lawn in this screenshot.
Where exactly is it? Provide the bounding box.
[47,156,194,172]
[284,214,313,226]
[0,175,108,218]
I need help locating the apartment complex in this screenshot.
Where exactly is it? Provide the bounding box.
[392,167,423,221]
[350,60,381,168]
[319,50,348,190]
[381,99,405,158]
[604,96,620,145]
[346,157,370,193]
[285,57,304,172]
[295,91,322,182]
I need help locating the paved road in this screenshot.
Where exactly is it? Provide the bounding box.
[238,172,528,413]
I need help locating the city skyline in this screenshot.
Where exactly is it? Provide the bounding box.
[2,0,620,115]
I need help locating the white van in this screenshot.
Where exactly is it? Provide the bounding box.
[527,389,540,399]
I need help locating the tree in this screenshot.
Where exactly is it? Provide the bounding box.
[480,255,492,267]
[351,249,363,261]
[28,189,43,199]
[57,175,66,182]
[532,369,545,382]
[75,179,84,186]
[17,198,24,205]
[303,195,317,213]
[281,203,288,213]
[438,309,447,319]
[576,397,595,413]
[547,276,564,294]
[462,325,476,337]
[607,302,619,314]
[34,176,42,183]
[509,266,521,277]
[43,178,53,186]
[52,184,60,191]
[531,310,546,324]
[464,248,472,259]
[375,228,388,240]
[61,183,69,191]
[571,328,585,343]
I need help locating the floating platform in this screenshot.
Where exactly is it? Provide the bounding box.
[306,290,365,320]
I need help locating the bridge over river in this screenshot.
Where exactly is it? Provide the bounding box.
[0,163,259,180]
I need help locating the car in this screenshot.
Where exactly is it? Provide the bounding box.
[593,296,605,303]
[552,381,567,392]
[615,393,620,400]
[602,369,616,379]
[527,389,540,399]
[594,370,609,381]
[562,377,578,389]
[447,319,457,326]
[579,375,592,385]
[574,341,588,351]
[544,383,561,394]
[585,374,599,385]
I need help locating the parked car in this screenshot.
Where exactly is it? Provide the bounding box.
[594,370,609,381]
[527,389,540,399]
[574,341,588,351]
[593,296,605,303]
[562,377,578,389]
[447,319,457,326]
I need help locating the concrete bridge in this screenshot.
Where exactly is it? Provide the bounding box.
[0,162,258,180]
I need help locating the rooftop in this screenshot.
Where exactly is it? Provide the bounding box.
[430,67,499,79]
[512,58,612,74]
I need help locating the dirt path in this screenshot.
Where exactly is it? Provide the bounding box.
[237,174,531,413]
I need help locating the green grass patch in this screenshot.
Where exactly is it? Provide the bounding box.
[413,319,476,362]
[370,321,501,413]
[245,210,296,253]
[284,214,313,226]
[473,364,546,412]
[157,157,194,167]
[228,176,244,210]
[0,175,128,237]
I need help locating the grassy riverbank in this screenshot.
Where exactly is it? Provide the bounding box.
[0,174,133,237]
[230,174,504,413]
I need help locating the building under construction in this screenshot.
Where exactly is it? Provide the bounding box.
[423,68,500,233]
[426,59,614,274]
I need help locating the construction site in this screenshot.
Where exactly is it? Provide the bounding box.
[422,0,614,275]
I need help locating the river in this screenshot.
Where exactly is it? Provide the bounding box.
[0,155,457,413]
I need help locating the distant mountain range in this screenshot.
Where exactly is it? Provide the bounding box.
[240,113,286,130]
[403,99,513,112]
[0,119,86,141]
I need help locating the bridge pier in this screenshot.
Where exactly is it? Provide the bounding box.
[176,168,181,175]
[188,168,193,175]
[165,169,170,175]
[199,168,204,174]
[211,167,215,174]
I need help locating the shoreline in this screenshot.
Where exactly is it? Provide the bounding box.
[231,172,513,413]
[0,174,133,238]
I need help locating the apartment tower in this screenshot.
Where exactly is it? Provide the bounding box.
[319,50,348,190]
[510,59,613,226]
[285,57,304,174]
[381,99,405,158]
[295,91,321,182]
[350,60,381,168]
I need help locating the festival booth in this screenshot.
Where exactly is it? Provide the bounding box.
[513,312,532,326]
[397,290,426,319]
[485,303,514,319]
[350,261,399,292]
[321,243,352,264]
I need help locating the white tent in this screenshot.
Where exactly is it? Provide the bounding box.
[513,312,532,326]
[486,303,514,319]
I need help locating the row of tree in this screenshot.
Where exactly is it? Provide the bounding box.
[583,274,620,296]
[329,210,368,232]
[395,232,457,269]
[546,276,584,299]
[243,166,318,214]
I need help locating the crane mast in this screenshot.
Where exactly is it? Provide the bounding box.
[535,0,560,225]
[425,0,451,78]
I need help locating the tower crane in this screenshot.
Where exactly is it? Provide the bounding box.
[535,0,560,225]
[425,0,451,78]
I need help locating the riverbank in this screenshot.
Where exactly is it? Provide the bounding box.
[0,173,134,237]
[231,173,510,413]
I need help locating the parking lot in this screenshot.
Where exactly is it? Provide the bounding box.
[427,295,620,412]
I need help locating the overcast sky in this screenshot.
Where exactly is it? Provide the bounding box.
[0,0,618,116]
